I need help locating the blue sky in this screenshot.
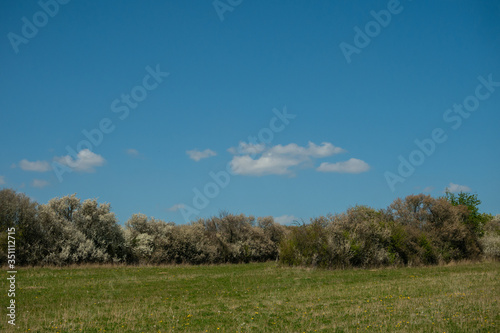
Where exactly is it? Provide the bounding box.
[1,0,499,225]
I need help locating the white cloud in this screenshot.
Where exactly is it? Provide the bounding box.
[186,148,217,161]
[32,179,50,188]
[126,148,140,157]
[445,182,471,193]
[0,176,5,185]
[274,215,298,225]
[168,203,186,212]
[268,142,345,158]
[54,149,106,172]
[230,154,301,176]
[317,158,370,174]
[229,141,345,176]
[423,186,434,193]
[19,159,51,172]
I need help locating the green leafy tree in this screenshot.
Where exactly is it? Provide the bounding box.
[444,191,488,237]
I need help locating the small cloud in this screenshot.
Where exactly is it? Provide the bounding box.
[0,176,5,185]
[186,148,217,162]
[32,179,50,188]
[423,186,434,193]
[274,214,298,225]
[168,203,186,212]
[19,159,51,172]
[10,163,16,169]
[126,148,140,157]
[54,149,106,172]
[445,182,471,193]
[317,158,370,174]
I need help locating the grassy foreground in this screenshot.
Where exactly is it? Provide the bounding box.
[1,261,499,332]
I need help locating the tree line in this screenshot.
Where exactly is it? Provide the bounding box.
[0,188,498,268]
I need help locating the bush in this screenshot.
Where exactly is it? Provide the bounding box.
[279,219,330,267]
[480,215,500,260]
[76,199,127,262]
[386,194,480,262]
[0,191,127,266]
[280,206,391,269]
[0,189,40,265]
[0,188,494,267]
[281,195,488,269]
[124,213,283,265]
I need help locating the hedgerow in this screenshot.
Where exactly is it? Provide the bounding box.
[0,189,496,267]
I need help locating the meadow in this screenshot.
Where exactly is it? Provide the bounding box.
[1,261,498,332]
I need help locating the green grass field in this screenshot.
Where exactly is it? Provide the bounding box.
[1,261,499,332]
